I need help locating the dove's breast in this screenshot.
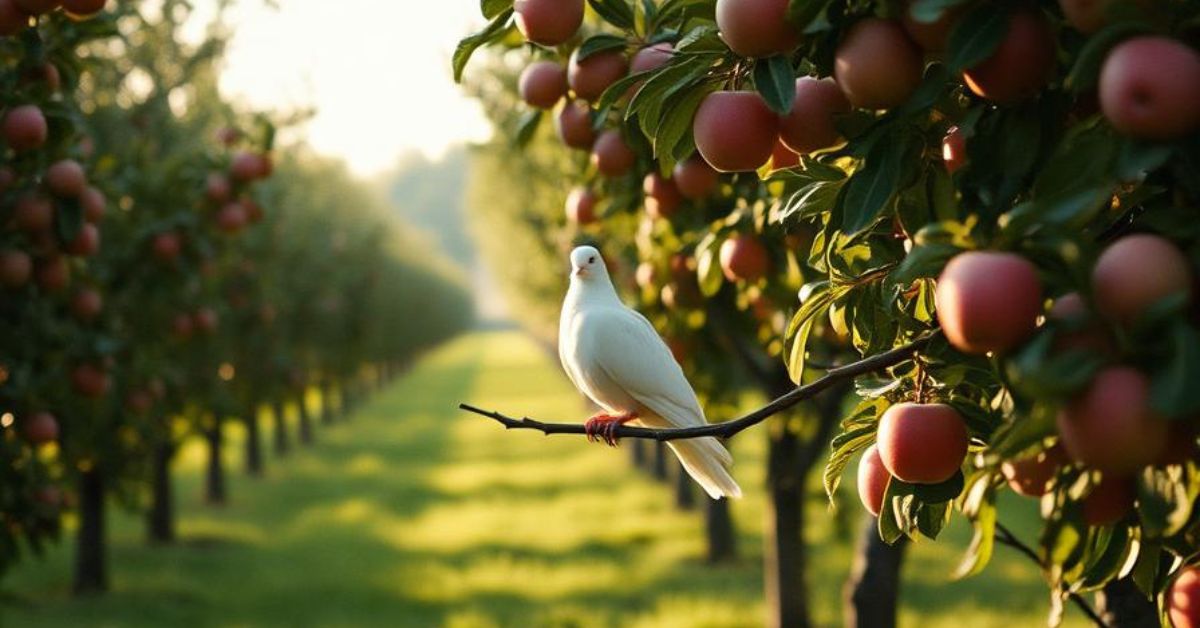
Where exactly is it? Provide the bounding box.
[560,308,641,413]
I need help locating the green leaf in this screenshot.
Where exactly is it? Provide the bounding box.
[1150,322,1200,418]
[841,133,909,235]
[787,0,832,32]
[891,471,965,505]
[1079,525,1132,589]
[480,0,512,19]
[1004,332,1104,400]
[824,425,877,501]
[657,0,715,24]
[696,240,724,297]
[945,4,1010,73]
[753,55,796,115]
[916,500,952,539]
[954,488,995,578]
[1116,140,1172,181]
[778,180,844,224]
[513,109,543,148]
[895,64,951,118]
[587,0,636,30]
[891,242,959,284]
[452,9,514,83]
[909,0,972,23]
[576,34,628,62]
[878,480,909,544]
[55,196,84,244]
[654,82,715,172]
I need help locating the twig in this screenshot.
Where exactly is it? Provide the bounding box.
[994,522,1108,627]
[458,332,938,443]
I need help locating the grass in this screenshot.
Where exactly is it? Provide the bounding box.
[0,331,1088,627]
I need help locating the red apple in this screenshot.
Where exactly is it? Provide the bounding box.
[1099,37,1200,141]
[935,251,1042,354]
[1092,234,1192,327]
[672,156,719,200]
[644,172,682,219]
[834,18,924,110]
[1057,366,1168,474]
[152,232,181,263]
[2,104,46,151]
[780,77,850,154]
[942,126,966,173]
[1170,566,1200,628]
[1082,475,1135,526]
[519,60,568,109]
[70,288,103,321]
[34,256,68,292]
[1059,0,1111,33]
[13,192,53,233]
[556,99,596,150]
[693,91,779,172]
[514,0,584,47]
[901,3,960,51]
[857,444,891,516]
[45,159,86,198]
[715,0,799,58]
[80,186,105,223]
[719,233,769,282]
[568,48,628,102]
[591,130,635,177]
[65,223,100,257]
[566,187,597,224]
[962,9,1055,104]
[876,402,969,484]
[22,411,58,444]
[206,172,232,203]
[71,363,110,398]
[0,0,30,36]
[0,249,32,288]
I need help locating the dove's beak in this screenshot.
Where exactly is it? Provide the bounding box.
[573,267,587,277]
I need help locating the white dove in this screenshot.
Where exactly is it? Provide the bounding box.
[558,245,742,499]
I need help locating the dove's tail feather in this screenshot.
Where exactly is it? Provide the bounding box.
[667,437,742,500]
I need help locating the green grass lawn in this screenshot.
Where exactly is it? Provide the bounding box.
[0,331,1087,627]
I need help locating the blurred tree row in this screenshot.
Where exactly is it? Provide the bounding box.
[1,0,472,594]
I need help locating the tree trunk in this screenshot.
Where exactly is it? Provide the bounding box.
[272,398,289,456]
[205,423,226,505]
[297,392,314,445]
[1097,577,1158,627]
[705,497,737,563]
[674,461,696,510]
[320,382,335,425]
[844,516,908,628]
[765,428,809,628]
[146,443,174,544]
[651,442,668,481]
[73,468,107,595]
[244,402,263,477]
[629,439,647,471]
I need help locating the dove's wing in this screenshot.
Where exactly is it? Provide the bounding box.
[588,306,706,429]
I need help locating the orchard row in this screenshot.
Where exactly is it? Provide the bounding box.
[1,1,471,593]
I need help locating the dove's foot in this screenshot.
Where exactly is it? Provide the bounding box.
[584,412,638,447]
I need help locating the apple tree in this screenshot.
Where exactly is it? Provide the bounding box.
[455,0,1200,625]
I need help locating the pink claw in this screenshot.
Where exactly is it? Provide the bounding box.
[584,412,637,447]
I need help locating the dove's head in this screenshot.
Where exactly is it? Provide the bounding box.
[569,245,609,283]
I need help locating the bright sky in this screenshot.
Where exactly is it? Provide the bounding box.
[202,1,493,175]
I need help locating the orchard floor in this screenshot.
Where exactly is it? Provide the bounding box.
[1,331,1087,628]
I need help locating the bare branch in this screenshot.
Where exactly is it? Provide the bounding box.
[458,332,939,442]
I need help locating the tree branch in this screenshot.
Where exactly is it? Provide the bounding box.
[994,522,1108,627]
[458,332,938,442]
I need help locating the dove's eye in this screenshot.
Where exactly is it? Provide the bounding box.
[588,256,596,264]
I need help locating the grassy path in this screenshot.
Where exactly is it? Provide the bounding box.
[1,331,1083,627]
